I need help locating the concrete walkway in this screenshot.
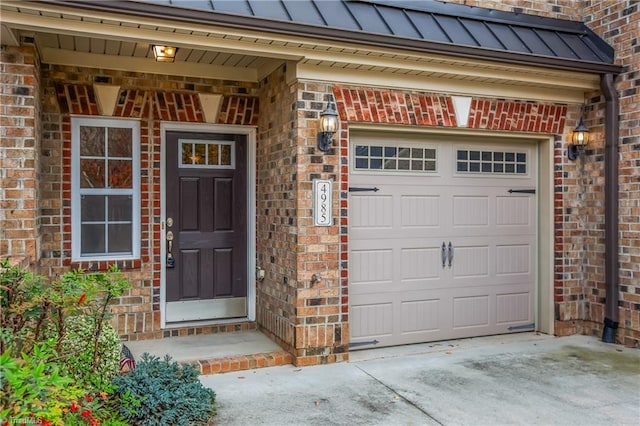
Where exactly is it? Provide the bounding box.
[201,333,640,426]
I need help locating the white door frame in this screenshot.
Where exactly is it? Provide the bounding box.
[159,122,257,328]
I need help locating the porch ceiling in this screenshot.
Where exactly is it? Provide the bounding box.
[1,1,603,102]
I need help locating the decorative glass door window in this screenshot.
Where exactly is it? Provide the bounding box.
[71,118,140,260]
[179,140,234,169]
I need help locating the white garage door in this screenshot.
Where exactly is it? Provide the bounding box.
[349,135,537,348]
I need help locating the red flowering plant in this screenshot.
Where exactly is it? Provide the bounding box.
[1,259,129,425]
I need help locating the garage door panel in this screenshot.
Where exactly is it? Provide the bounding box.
[496,244,532,275]
[453,295,489,328]
[453,196,490,226]
[349,137,537,349]
[451,245,489,278]
[351,194,393,229]
[351,302,393,339]
[401,195,440,227]
[401,247,441,280]
[350,249,393,284]
[496,196,533,226]
[496,292,531,324]
[401,299,441,333]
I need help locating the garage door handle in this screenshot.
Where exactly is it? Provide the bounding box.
[447,242,454,268]
[441,242,447,268]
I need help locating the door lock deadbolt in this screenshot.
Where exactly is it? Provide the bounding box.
[166,231,175,268]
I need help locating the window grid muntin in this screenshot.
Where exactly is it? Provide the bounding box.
[72,118,140,261]
[354,144,437,172]
[456,149,527,175]
[179,139,235,169]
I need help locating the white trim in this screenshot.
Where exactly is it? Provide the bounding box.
[159,122,257,329]
[70,117,140,262]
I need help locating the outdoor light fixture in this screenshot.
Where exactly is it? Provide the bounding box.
[317,99,339,152]
[152,45,177,62]
[567,117,590,161]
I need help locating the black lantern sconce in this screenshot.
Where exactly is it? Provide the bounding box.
[567,117,590,161]
[317,99,339,152]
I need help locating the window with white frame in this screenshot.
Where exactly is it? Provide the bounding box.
[71,117,140,261]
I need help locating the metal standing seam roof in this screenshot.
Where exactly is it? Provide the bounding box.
[46,0,621,74]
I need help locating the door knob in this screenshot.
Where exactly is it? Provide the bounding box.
[441,242,447,268]
[447,242,454,268]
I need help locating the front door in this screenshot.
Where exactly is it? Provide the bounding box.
[165,131,247,323]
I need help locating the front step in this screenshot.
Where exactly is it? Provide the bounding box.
[183,350,293,375]
[125,329,291,375]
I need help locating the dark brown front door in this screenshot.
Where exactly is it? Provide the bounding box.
[165,131,247,322]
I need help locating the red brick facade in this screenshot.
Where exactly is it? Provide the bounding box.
[1,0,638,368]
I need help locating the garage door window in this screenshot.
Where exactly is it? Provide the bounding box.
[456,149,527,174]
[354,144,437,172]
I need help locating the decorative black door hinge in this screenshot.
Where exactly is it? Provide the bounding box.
[349,340,380,347]
[349,187,380,192]
[508,189,536,194]
[508,323,535,331]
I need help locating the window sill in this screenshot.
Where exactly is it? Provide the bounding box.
[69,258,142,272]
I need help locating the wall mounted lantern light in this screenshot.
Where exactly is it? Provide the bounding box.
[152,45,177,62]
[317,99,339,152]
[567,117,590,161]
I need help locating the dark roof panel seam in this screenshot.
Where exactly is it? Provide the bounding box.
[531,28,559,58]
[484,22,508,51]
[431,14,454,44]
[279,0,293,21]
[508,25,533,54]
[457,17,481,48]
[309,0,328,26]
[556,32,585,60]
[342,1,364,31]
[245,0,255,17]
[403,10,425,40]
[371,4,394,34]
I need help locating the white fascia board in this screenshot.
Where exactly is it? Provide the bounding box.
[294,63,588,104]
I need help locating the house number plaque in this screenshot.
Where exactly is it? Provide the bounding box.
[313,179,333,226]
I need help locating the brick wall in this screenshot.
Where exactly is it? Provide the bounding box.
[39,64,260,341]
[255,65,299,353]
[255,67,349,365]
[293,81,347,365]
[0,44,41,266]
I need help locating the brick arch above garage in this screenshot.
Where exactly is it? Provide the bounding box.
[332,86,568,133]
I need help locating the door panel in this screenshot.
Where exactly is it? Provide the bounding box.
[165,131,247,323]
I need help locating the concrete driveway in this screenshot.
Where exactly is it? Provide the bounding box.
[200,333,640,426]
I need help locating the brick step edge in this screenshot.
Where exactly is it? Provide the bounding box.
[181,350,293,375]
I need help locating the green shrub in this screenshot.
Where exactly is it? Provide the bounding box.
[113,353,216,426]
[0,341,84,425]
[60,315,121,390]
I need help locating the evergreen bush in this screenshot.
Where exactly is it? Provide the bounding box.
[113,353,216,426]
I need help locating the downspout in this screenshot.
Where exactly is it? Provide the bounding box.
[601,73,619,343]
